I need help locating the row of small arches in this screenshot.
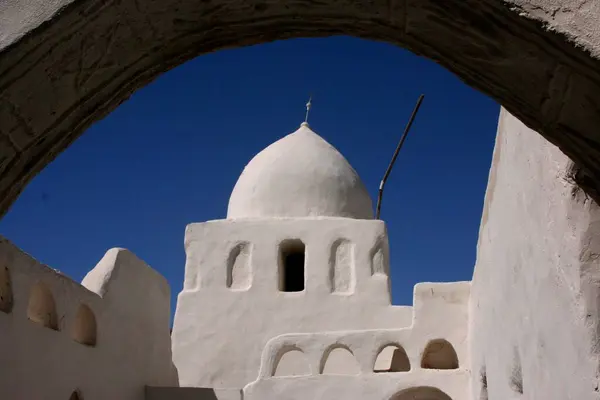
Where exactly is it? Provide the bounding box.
[272,339,459,377]
[0,267,97,346]
[226,238,387,292]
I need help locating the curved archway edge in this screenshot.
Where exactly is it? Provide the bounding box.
[1,0,600,216]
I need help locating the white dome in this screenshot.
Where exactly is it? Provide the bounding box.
[227,123,373,219]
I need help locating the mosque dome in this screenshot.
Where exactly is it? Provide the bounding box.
[227,122,374,219]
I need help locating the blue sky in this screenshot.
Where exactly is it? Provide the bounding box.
[0,37,499,318]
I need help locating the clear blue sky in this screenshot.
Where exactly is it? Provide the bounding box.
[0,37,499,318]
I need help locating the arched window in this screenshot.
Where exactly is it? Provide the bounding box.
[374,344,410,372]
[0,266,13,313]
[272,345,310,377]
[71,304,97,346]
[278,240,305,292]
[421,339,459,369]
[320,345,360,375]
[27,282,58,330]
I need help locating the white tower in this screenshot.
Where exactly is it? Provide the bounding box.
[171,123,411,389]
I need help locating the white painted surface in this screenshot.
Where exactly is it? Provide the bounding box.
[172,127,471,396]
[469,108,600,400]
[243,282,470,400]
[171,217,412,388]
[227,123,373,219]
[0,237,177,400]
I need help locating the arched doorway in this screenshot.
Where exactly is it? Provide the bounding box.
[389,386,452,400]
[1,0,600,216]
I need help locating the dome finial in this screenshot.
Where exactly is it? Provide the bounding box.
[303,95,312,126]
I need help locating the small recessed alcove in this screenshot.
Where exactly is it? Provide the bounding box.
[0,266,13,313]
[69,390,82,400]
[27,282,58,331]
[278,239,305,292]
[71,304,97,346]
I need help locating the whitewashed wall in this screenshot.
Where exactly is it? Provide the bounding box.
[0,238,177,400]
[469,108,600,400]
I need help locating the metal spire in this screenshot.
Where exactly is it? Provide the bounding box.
[304,95,312,124]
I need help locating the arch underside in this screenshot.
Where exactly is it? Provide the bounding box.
[1,0,600,216]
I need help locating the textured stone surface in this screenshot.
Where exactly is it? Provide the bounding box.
[2,0,600,215]
[470,108,600,400]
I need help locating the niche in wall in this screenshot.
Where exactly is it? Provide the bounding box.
[272,346,310,377]
[71,304,97,346]
[69,390,82,400]
[329,239,355,294]
[226,242,252,290]
[0,266,13,313]
[374,344,411,372]
[480,366,488,400]
[510,347,524,394]
[320,345,360,375]
[278,239,305,292]
[27,282,58,330]
[421,339,459,369]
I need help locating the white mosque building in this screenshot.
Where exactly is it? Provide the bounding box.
[170,122,468,399]
[2,111,593,400]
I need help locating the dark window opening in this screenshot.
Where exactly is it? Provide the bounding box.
[279,240,305,292]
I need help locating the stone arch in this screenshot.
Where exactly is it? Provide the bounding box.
[27,282,58,330]
[320,344,360,375]
[374,344,411,372]
[389,386,452,400]
[1,1,600,216]
[0,266,13,313]
[71,304,97,346]
[421,339,459,370]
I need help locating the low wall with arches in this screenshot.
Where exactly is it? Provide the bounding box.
[0,236,177,400]
[242,281,469,400]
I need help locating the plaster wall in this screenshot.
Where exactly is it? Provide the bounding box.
[0,236,177,400]
[242,281,469,400]
[171,217,413,389]
[469,108,600,400]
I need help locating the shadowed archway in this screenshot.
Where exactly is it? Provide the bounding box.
[1,0,600,216]
[389,386,452,400]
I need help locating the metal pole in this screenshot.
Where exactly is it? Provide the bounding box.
[375,94,425,219]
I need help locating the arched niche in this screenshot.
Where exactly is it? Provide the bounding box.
[0,266,13,313]
[226,242,252,291]
[389,386,453,400]
[374,344,411,373]
[320,345,360,375]
[421,339,459,370]
[272,345,311,377]
[69,390,82,400]
[27,282,58,330]
[329,239,355,294]
[1,0,600,218]
[71,304,97,346]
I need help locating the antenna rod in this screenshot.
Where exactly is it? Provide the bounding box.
[375,94,425,219]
